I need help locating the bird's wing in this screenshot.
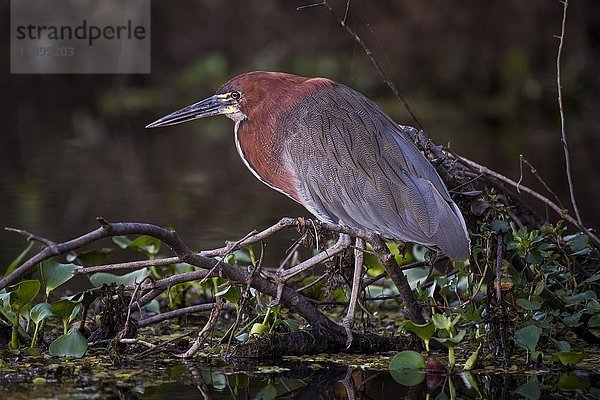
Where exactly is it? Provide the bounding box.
[282,83,469,260]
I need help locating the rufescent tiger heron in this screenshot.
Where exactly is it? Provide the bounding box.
[147,71,470,344]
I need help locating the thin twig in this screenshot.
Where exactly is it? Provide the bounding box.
[177,297,223,358]
[300,0,424,131]
[456,155,600,248]
[556,0,583,226]
[138,302,236,327]
[519,155,565,209]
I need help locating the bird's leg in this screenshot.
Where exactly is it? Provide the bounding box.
[268,233,352,306]
[341,237,365,348]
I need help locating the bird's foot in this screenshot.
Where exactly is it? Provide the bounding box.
[339,318,354,349]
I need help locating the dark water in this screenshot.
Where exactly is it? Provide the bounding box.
[2,1,600,270]
[1,358,598,399]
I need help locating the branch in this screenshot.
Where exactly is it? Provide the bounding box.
[456,155,600,248]
[1,219,343,334]
[138,302,236,327]
[556,0,583,226]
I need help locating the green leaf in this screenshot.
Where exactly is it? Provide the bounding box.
[551,351,587,366]
[386,242,413,266]
[66,291,100,308]
[144,299,161,314]
[249,323,268,336]
[216,285,242,303]
[464,344,481,371]
[40,260,77,297]
[490,219,510,233]
[401,321,435,342]
[48,330,88,358]
[3,243,34,277]
[516,298,542,311]
[112,236,132,249]
[51,299,78,320]
[433,330,466,348]
[127,236,161,257]
[431,314,453,331]
[566,233,588,253]
[89,268,148,287]
[564,290,597,305]
[30,302,54,324]
[389,350,426,386]
[9,280,41,311]
[588,313,600,328]
[515,378,541,400]
[283,319,299,332]
[254,382,278,400]
[558,373,590,391]
[66,248,113,265]
[515,324,541,352]
[553,340,571,352]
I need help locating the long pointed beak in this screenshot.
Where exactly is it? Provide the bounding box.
[146,95,227,128]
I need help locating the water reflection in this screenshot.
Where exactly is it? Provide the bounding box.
[116,361,600,400]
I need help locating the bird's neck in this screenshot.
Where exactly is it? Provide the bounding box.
[234,118,300,202]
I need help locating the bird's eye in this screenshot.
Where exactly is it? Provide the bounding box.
[230,91,241,100]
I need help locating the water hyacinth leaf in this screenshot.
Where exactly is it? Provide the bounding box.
[66,248,113,265]
[405,267,429,289]
[515,324,541,352]
[51,299,78,320]
[431,314,454,331]
[89,268,148,287]
[9,280,41,311]
[433,330,467,347]
[552,351,587,366]
[566,233,588,253]
[216,285,242,303]
[490,219,510,233]
[582,274,600,284]
[112,236,132,249]
[389,350,426,386]
[283,319,299,332]
[48,330,88,358]
[558,374,590,391]
[464,344,481,371]
[402,321,435,343]
[386,242,413,266]
[30,302,54,324]
[250,323,268,336]
[144,299,161,314]
[516,298,542,311]
[127,236,161,257]
[40,260,77,297]
[3,242,34,278]
[67,291,100,308]
[515,378,541,400]
[588,314,600,328]
[564,290,596,305]
[254,382,278,400]
[553,340,571,352]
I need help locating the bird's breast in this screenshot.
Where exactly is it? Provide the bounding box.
[234,120,302,203]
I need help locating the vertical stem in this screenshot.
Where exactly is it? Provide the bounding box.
[495,234,503,303]
[10,316,19,349]
[556,0,583,226]
[31,324,40,348]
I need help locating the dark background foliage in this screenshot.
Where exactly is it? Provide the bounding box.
[1,0,599,268]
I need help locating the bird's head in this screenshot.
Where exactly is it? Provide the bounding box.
[146,71,322,129]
